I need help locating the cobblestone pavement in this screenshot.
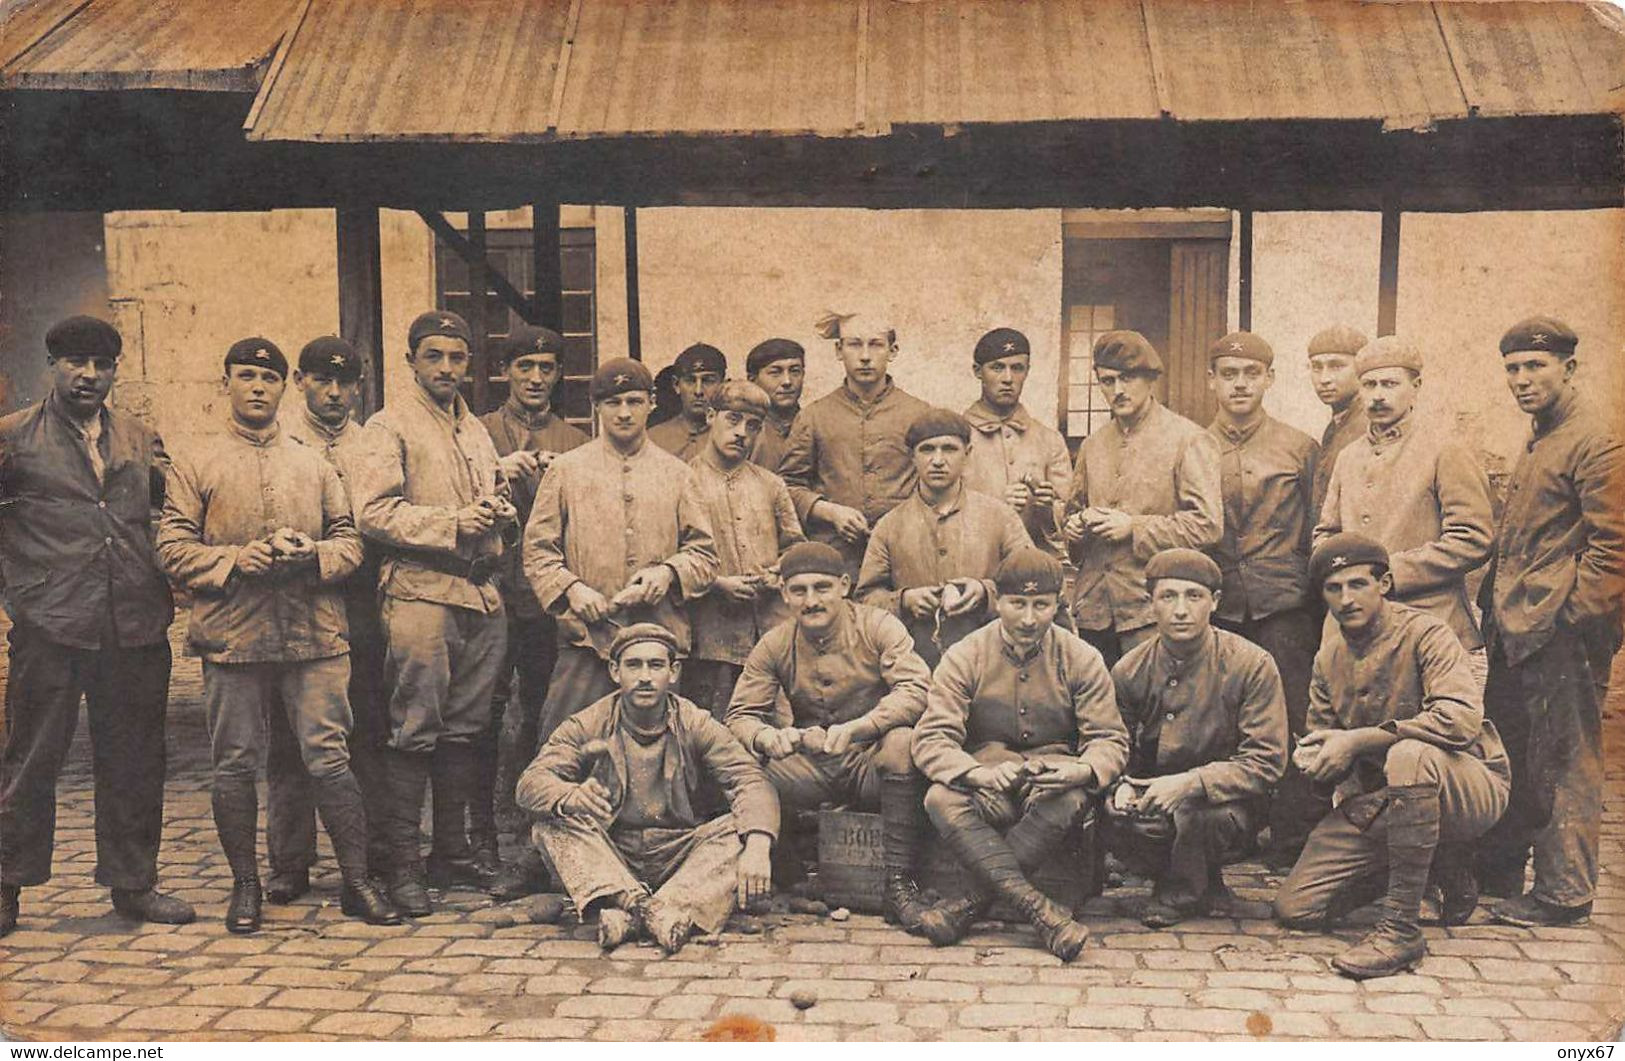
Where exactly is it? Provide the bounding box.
[2,629,1623,1042]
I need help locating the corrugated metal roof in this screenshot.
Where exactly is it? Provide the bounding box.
[1435,1,1625,118]
[247,0,572,142]
[869,0,1161,125]
[2,0,302,91]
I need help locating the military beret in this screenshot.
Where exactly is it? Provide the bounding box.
[1209,331,1274,367]
[1092,331,1164,376]
[589,357,654,401]
[711,380,771,418]
[746,338,805,376]
[778,542,847,582]
[1309,532,1391,589]
[1144,548,1223,593]
[607,622,681,662]
[905,408,973,450]
[498,325,565,365]
[408,310,472,351]
[298,336,361,381]
[1355,335,1423,377]
[673,343,726,378]
[994,548,1064,597]
[1499,316,1578,358]
[1307,324,1369,359]
[45,315,121,361]
[974,327,1031,366]
[224,337,288,379]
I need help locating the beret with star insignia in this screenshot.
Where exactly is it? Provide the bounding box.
[746,337,805,376]
[298,335,362,381]
[1499,316,1577,358]
[1208,330,1274,367]
[496,324,565,366]
[974,327,1031,366]
[408,310,472,352]
[590,356,654,401]
[1310,532,1390,588]
[995,547,1063,597]
[224,336,288,379]
[673,342,726,378]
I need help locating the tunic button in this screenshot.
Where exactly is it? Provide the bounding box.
[104,536,113,545]
[1019,707,1027,714]
[1361,515,1371,524]
[1165,712,1175,721]
[1168,678,1178,687]
[938,549,947,557]
[97,500,107,509]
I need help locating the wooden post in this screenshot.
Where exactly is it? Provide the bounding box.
[532,195,562,331]
[468,211,490,412]
[1237,208,1253,332]
[1378,199,1401,337]
[336,206,384,416]
[624,205,642,361]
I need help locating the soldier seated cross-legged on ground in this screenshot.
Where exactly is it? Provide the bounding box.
[518,623,778,955]
[911,547,1130,960]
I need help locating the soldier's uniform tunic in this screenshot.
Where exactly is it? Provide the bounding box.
[961,399,1073,555]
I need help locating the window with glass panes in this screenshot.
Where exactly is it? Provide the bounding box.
[434,228,598,432]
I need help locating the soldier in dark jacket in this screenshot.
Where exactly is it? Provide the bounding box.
[0,316,194,937]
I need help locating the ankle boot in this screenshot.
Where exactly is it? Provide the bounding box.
[1333,784,1437,979]
[1429,842,1479,927]
[313,772,402,926]
[212,778,263,933]
[915,891,992,947]
[879,772,930,932]
[426,742,475,887]
[2,884,20,937]
[382,748,433,916]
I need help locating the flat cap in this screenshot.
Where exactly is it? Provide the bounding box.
[1355,335,1423,377]
[974,327,1031,366]
[1310,532,1391,588]
[590,357,654,401]
[905,408,972,450]
[1499,316,1578,358]
[1092,330,1164,376]
[1308,324,1369,359]
[994,548,1064,596]
[298,336,361,381]
[1209,331,1274,367]
[711,380,771,418]
[45,316,121,361]
[746,338,805,376]
[608,622,681,662]
[224,337,288,379]
[408,310,472,351]
[673,343,726,378]
[498,325,565,364]
[778,542,847,582]
[1144,548,1222,592]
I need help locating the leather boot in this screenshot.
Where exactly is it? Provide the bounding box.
[1429,842,1479,927]
[109,887,196,925]
[933,791,1090,961]
[1333,785,1435,979]
[470,731,531,901]
[1,885,20,937]
[915,890,992,947]
[313,772,402,926]
[879,772,930,932]
[212,778,262,934]
[426,742,475,888]
[265,868,310,905]
[382,748,433,917]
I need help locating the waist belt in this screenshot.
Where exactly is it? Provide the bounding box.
[395,550,498,585]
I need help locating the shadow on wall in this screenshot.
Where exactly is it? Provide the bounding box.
[0,212,111,416]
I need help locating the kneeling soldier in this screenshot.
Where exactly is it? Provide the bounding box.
[912,548,1129,960]
[1108,548,1288,928]
[518,623,777,954]
[1275,533,1509,978]
[158,339,399,932]
[727,541,932,930]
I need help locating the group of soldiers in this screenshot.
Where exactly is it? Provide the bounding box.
[0,303,1619,983]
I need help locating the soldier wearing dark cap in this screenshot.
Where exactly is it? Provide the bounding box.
[523,357,718,753]
[727,541,932,930]
[478,326,589,869]
[518,622,777,954]
[962,327,1073,555]
[1306,325,1370,515]
[1107,548,1288,928]
[262,336,391,905]
[0,316,193,938]
[350,311,516,914]
[857,407,1033,667]
[1314,337,1494,649]
[159,339,398,932]
[744,338,806,471]
[1203,331,1321,868]
[780,309,930,576]
[1275,534,1508,979]
[912,548,1129,960]
[1476,317,1625,928]
[649,343,726,461]
[1063,330,1223,666]
[682,381,805,720]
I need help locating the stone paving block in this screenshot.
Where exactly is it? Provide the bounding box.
[38,1004,133,1027]
[981,984,1084,1006]
[680,978,775,998]
[785,943,877,964]
[1329,1012,1421,1039]
[493,1017,595,1039]
[777,979,876,1001]
[400,957,485,975]
[213,1009,316,1033]
[1125,970,1206,991]
[117,1005,225,1032]
[835,963,927,982]
[527,939,613,959]
[881,979,978,1002]
[1556,983,1624,1003]
[1559,961,1621,984]
[773,1023,841,1041]
[523,975,592,997]
[369,973,449,993]
[20,982,118,1004]
[1214,950,1323,974]
[1365,993,1440,1015]
[1067,1004,1148,1031]
[1087,985,1191,1008]
[1192,987,1277,1011]
[1417,1014,1507,1040]
[554,993,655,1019]
[173,966,260,986]
[1205,970,1290,990]
[484,958,557,976]
[1099,932,1183,950]
[1471,958,1565,984]
[899,1003,952,1029]
[1361,974,1444,995]
[88,965,174,986]
[175,984,277,1008]
[587,1018,668,1041]
[368,993,461,1015]
[11,960,90,982]
[310,1012,406,1037]
[841,1026,921,1042]
[585,976,683,996]
[1504,1019,1601,1041]
[1288,973,1358,994]
[268,987,373,1010]
[797,1000,901,1026]
[1438,997,1507,1018]
[443,938,534,958]
[455,973,524,996]
[1514,999,1610,1023]
[928,965,1034,984]
[640,960,737,979]
[1519,941,1619,963]
[958,1003,1063,1028]
[1147,1007,1253,1035]
[408,1016,498,1039]
[1281,994,1355,1014]
[115,986,188,1008]
[362,937,447,958]
[1141,949,1219,970]
[651,994,717,1020]
[253,966,364,988]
